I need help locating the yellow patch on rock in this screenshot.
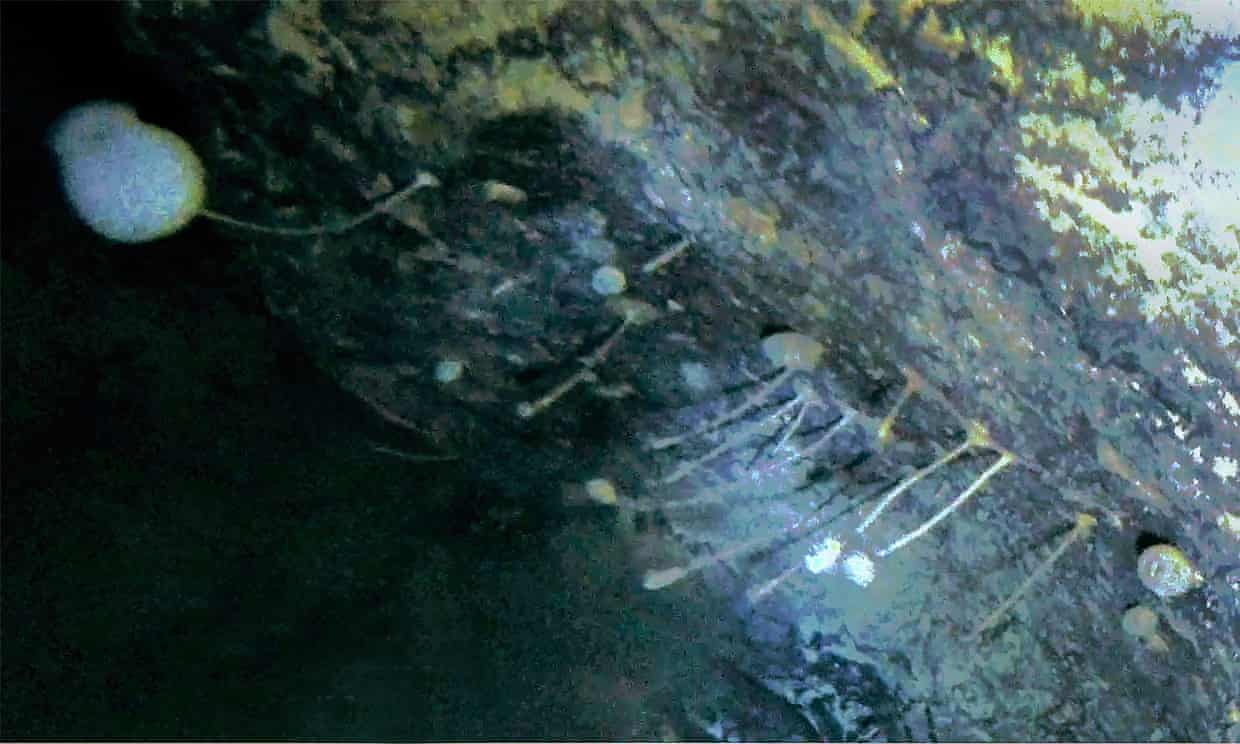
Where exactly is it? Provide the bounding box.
[803,2,899,93]
[382,0,567,57]
[725,197,780,250]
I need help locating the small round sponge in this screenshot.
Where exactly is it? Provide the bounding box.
[50,101,206,243]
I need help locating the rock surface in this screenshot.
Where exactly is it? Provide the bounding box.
[113,1,1240,738]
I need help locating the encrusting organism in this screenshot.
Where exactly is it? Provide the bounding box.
[874,444,1015,558]
[639,332,860,591]
[970,512,1098,640]
[647,332,827,452]
[642,485,845,591]
[646,331,846,488]
[517,296,659,419]
[756,366,1020,594]
[640,354,1030,598]
[50,100,437,244]
[748,531,875,603]
[654,377,835,487]
[874,366,925,447]
[856,420,1005,540]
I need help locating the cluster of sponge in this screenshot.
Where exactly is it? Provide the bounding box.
[50,101,206,243]
[49,100,438,245]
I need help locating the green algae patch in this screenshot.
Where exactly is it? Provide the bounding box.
[803,2,899,93]
[971,33,1022,94]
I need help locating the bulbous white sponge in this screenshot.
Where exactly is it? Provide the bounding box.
[50,101,206,243]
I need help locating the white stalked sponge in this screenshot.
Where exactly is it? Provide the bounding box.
[50,101,206,243]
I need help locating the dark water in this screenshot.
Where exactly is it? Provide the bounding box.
[1,181,737,739]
